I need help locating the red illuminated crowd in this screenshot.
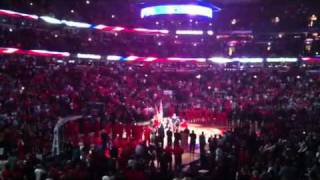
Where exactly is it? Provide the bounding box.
[0,0,320,179]
[0,57,320,179]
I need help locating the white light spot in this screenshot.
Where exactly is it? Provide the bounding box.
[273,17,280,24]
[231,19,237,25]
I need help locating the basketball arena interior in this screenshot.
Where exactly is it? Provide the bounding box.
[0,0,320,179]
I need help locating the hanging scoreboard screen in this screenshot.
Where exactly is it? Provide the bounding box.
[141,4,220,18]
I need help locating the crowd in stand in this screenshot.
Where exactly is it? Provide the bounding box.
[0,16,317,58]
[1,0,319,31]
[0,1,320,179]
[0,57,320,179]
[0,0,319,58]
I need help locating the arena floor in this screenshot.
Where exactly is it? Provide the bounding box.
[181,123,228,165]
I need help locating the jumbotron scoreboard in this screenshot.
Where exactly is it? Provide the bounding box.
[139,0,221,19]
